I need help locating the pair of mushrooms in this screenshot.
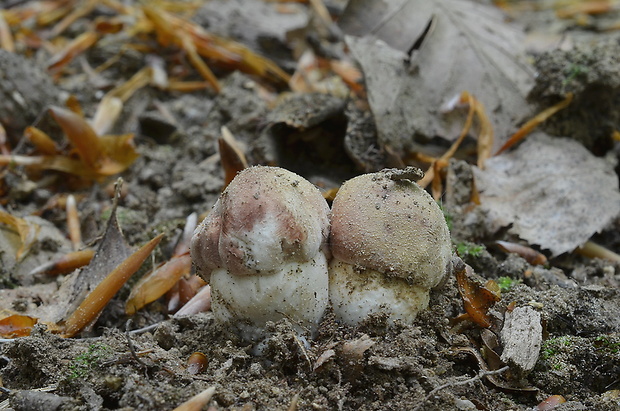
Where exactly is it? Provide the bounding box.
[190,166,452,340]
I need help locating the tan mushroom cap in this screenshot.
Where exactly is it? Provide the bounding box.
[330,169,451,289]
[191,166,330,278]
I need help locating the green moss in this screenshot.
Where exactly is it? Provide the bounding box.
[455,242,485,258]
[552,362,565,371]
[69,343,113,380]
[541,336,574,360]
[562,63,588,89]
[594,335,620,354]
[496,276,521,292]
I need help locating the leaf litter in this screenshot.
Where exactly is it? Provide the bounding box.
[473,132,620,256]
[0,0,620,410]
[342,0,535,157]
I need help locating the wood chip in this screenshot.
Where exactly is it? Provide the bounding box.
[500,306,542,377]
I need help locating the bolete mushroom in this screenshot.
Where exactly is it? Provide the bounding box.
[190,166,330,340]
[329,167,452,325]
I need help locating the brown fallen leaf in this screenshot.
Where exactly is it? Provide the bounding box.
[495,93,573,156]
[172,386,215,411]
[453,256,500,328]
[91,96,123,136]
[104,66,153,103]
[496,241,547,266]
[47,31,98,75]
[62,233,164,338]
[0,210,40,261]
[66,194,81,250]
[219,126,248,188]
[0,10,15,52]
[0,106,140,181]
[173,212,198,257]
[555,1,612,19]
[29,248,95,277]
[51,181,133,325]
[50,0,97,37]
[536,395,567,410]
[177,275,207,308]
[575,240,620,263]
[0,314,38,338]
[125,253,192,315]
[49,105,102,169]
[142,5,290,85]
[24,126,59,155]
[173,285,211,317]
[418,90,491,198]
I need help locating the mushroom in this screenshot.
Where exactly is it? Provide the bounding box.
[328,167,452,325]
[190,166,330,340]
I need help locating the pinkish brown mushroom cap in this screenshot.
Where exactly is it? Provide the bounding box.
[330,168,451,289]
[190,166,330,279]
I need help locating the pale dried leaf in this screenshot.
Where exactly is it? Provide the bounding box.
[53,188,132,323]
[340,334,375,359]
[473,133,620,256]
[173,285,211,317]
[343,0,534,156]
[313,348,336,371]
[500,306,542,377]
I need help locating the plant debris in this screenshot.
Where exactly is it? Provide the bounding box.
[342,0,535,157]
[473,132,620,256]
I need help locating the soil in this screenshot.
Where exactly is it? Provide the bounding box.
[1,1,620,411]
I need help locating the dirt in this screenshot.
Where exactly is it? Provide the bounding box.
[1,1,620,410]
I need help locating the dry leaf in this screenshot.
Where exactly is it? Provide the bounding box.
[125,254,192,315]
[0,11,15,52]
[473,132,620,256]
[219,126,248,188]
[174,285,211,317]
[29,248,95,276]
[342,0,534,157]
[142,5,289,85]
[0,210,40,261]
[172,386,215,411]
[54,185,133,323]
[419,90,491,198]
[576,241,620,262]
[495,93,573,156]
[454,257,500,328]
[496,241,547,266]
[177,275,207,308]
[47,31,98,75]
[0,314,37,338]
[49,106,102,169]
[313,348,336,371]
[63,233,164,337]
[49,106,139,179]
[24,126,59,155]
[91,96,123,136]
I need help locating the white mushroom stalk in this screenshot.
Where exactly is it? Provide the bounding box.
[190,166,330,340]
[329,167,452,325]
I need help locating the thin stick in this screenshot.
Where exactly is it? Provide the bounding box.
[575,240,620,262]
[66,194,81,251]
[413,366,509,411]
